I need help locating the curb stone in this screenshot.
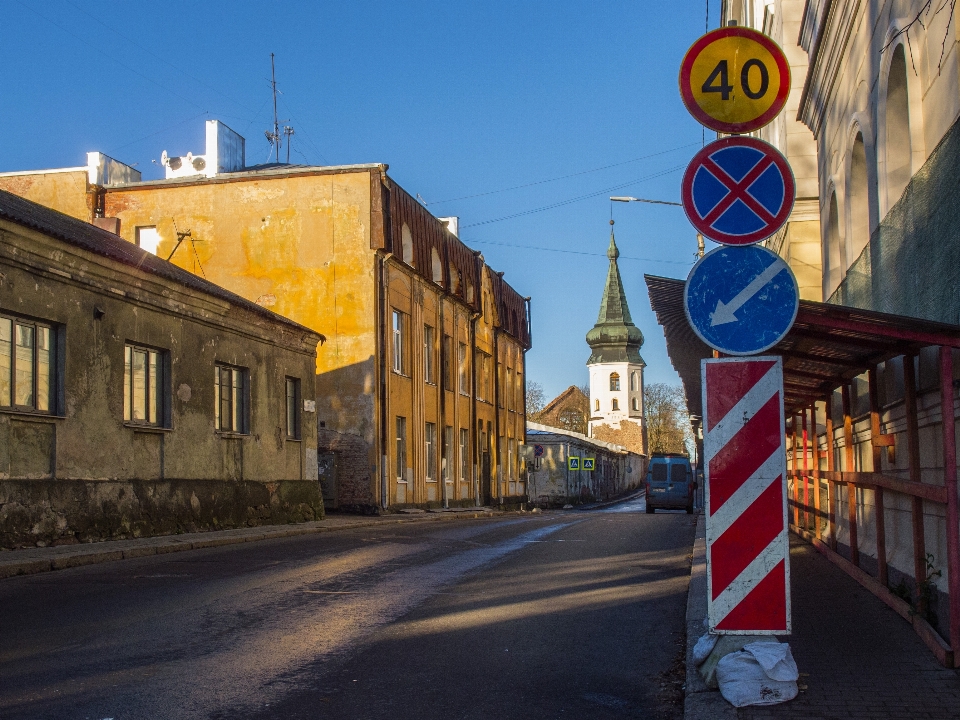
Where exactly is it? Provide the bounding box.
[0,509,510,580]
[684,512,737,720]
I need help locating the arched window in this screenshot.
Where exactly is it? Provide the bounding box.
[849,132,869,260]
[595,399,600,412]
[609,372,620,391]
[825,192,842,297]
[401,223,414,266]
[612,399,619,411]
[632,397,639,412]
[884,44,912,209]
[431,248,443,283]
[630,372,638,392]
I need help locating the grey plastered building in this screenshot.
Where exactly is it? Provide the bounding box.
[0,190,324,548]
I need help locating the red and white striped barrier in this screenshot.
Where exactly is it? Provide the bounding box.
[703,357,790,634]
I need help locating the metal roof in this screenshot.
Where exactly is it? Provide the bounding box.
[645,274,960,417]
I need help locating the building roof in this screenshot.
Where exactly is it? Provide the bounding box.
[0,189,324,340]
[539,385,589,418]
[644,274,960,417]
[526,421,637,455]
[586,229,644,365]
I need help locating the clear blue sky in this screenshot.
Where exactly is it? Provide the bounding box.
[4,0,718,402]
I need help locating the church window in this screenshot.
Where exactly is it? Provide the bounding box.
[609,373,620,391]
[632,397,639,412]
[612,398,619,411]
[630,372,638,392]
[595,399,600,412]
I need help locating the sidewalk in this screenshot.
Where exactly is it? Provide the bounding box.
[684,514,960,719]
[0,507,502,580]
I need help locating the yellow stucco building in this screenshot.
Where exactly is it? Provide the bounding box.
[0,124,531,512]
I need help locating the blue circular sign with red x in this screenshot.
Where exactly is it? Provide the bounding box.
[681,136,795,246]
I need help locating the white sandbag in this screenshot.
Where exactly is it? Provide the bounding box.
[743,641,799,682]
[716,651,798,707]
[692,632,719,665]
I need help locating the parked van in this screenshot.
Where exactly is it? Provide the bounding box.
[645,453,695,514]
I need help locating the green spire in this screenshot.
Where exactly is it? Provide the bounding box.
[586,226,645,365]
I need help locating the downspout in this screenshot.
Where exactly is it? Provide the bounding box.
[378,252,391,511]
[470,311,480,505]
[493,324,501,505]
[439,294,448,509]
[523,296,532,441]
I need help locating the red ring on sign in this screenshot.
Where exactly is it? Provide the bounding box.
[681,136,796,246]
[679,27,791,134]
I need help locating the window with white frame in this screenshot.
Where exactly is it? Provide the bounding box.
[215,364,249,433]
[396,416,407,482]
[124,343,166,426]
[425,422,437,482]
[459,427,469,482]
[392,310,407,375]
[285,377,301,439]
[424,324,435,384]
[0,314,54,413]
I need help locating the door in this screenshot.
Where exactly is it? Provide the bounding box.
[318,452,337,509]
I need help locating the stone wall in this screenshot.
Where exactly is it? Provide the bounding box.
[0,478,322,549]
[591,419,646,456]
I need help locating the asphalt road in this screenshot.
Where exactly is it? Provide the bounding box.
[0,497,697,720]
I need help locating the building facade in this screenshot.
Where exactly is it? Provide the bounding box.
[586,230,647,456]
[0,122,531,512]
[0,190,323,548]
[524,422,645,507]
[722,0,823,300]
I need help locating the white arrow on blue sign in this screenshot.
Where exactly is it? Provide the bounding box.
[684,245,799,356]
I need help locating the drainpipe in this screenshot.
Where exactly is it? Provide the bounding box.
[439,294,448,509]
[378,252,391,511]
[470,310,480,506]
[493,324,502,506]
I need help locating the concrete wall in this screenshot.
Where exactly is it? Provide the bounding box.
[0,217,321,548]
[525,429,644,507]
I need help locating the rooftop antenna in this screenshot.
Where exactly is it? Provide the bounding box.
[265,53,282,162]
[283,125,295,164]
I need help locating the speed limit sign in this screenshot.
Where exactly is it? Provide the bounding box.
[679,26,790,134]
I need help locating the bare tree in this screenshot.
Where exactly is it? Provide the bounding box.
[526,381,546,420]
[577,383,590,401]
[644,383,693,455]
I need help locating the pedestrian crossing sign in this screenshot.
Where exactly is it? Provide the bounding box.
[583,457,596,471]
[568,456,580,470]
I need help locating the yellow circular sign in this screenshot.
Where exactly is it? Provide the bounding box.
[679,27,790,134]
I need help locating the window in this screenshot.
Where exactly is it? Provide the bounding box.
[884,44,913,209]
[630,372,638,392]
[595,399,600,412]
[136,226,161,255]
[458,342,469,394]
[431,247,443,283]
[460,428,470,481]
[285,377,301,439]
[124,344,166,426]
[508,438,516,482]
[392,310,407,375]
[424,324,435,384]
[442,334,453,391]
[443,426,453,484]
[498,363,504,407]
[0,315,53,413]
[506,367,513,410]
[396,416,407,482]
[632,397,639,412]
[610,372,620,391]
[215,364,249,433]
[401,223,414,265]
[425,422,437,482]
[612,398,619,411]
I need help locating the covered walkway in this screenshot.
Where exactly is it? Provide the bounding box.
[647,274,960,668]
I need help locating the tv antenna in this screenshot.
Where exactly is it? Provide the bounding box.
[264,54,292,163]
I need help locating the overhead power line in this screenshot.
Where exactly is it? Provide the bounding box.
[427,143,699,206]
[466,238,692,266]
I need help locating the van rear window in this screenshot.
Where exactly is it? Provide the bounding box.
[671,464,688,483]
[651,464,668,482]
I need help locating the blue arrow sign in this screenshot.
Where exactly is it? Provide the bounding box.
[684,245,799,355]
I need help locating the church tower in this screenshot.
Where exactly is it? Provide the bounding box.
[586,223,647,455]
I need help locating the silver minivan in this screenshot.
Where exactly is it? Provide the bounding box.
[645,453,695,514]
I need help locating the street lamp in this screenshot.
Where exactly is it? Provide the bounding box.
[610,196,682,207]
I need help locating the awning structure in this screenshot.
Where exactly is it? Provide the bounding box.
[644,274,960,417]
[645,273,960,669]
